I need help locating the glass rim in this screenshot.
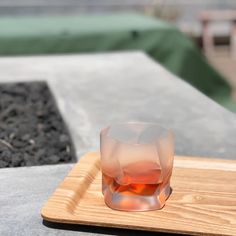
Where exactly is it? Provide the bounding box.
[100,122,174,146]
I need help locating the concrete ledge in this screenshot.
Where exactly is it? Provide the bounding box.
[0,52,236,235]
[0,164,73,235]
[0,52,235,159]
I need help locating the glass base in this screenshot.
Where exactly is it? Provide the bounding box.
[103,183,171,212]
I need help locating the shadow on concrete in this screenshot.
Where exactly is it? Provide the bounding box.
[43,219,181,235]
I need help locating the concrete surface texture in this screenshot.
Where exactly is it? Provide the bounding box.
[0,52,235,159]
[0,52,236,236]
[0,164,75,236]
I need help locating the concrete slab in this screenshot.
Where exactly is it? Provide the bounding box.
[0,164,76,236]
[0,52,235,235]
[0,52,235,159]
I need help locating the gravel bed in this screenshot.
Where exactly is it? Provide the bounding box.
[0,81,76,168]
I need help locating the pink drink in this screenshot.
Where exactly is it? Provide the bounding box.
[102,160,172,211]
[100,122,174,211]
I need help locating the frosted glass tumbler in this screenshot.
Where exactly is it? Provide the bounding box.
[100,122,174,211]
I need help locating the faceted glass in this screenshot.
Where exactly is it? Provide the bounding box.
[100,122,174,211]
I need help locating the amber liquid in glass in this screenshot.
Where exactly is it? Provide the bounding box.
[102,161,171,211]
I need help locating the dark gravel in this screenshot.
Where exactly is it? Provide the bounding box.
[0,81,76,168]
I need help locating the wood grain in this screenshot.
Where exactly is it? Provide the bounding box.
[41,152,236,236]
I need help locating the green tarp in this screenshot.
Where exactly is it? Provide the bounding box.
[0,13,234,110]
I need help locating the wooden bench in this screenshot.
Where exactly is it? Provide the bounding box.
[199,10,236,58]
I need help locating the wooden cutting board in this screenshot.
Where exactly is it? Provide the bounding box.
[41,152,236,236]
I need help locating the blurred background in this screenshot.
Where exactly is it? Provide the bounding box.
[0,0,236,112]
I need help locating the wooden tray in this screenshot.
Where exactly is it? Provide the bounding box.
[41,152,236,236]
